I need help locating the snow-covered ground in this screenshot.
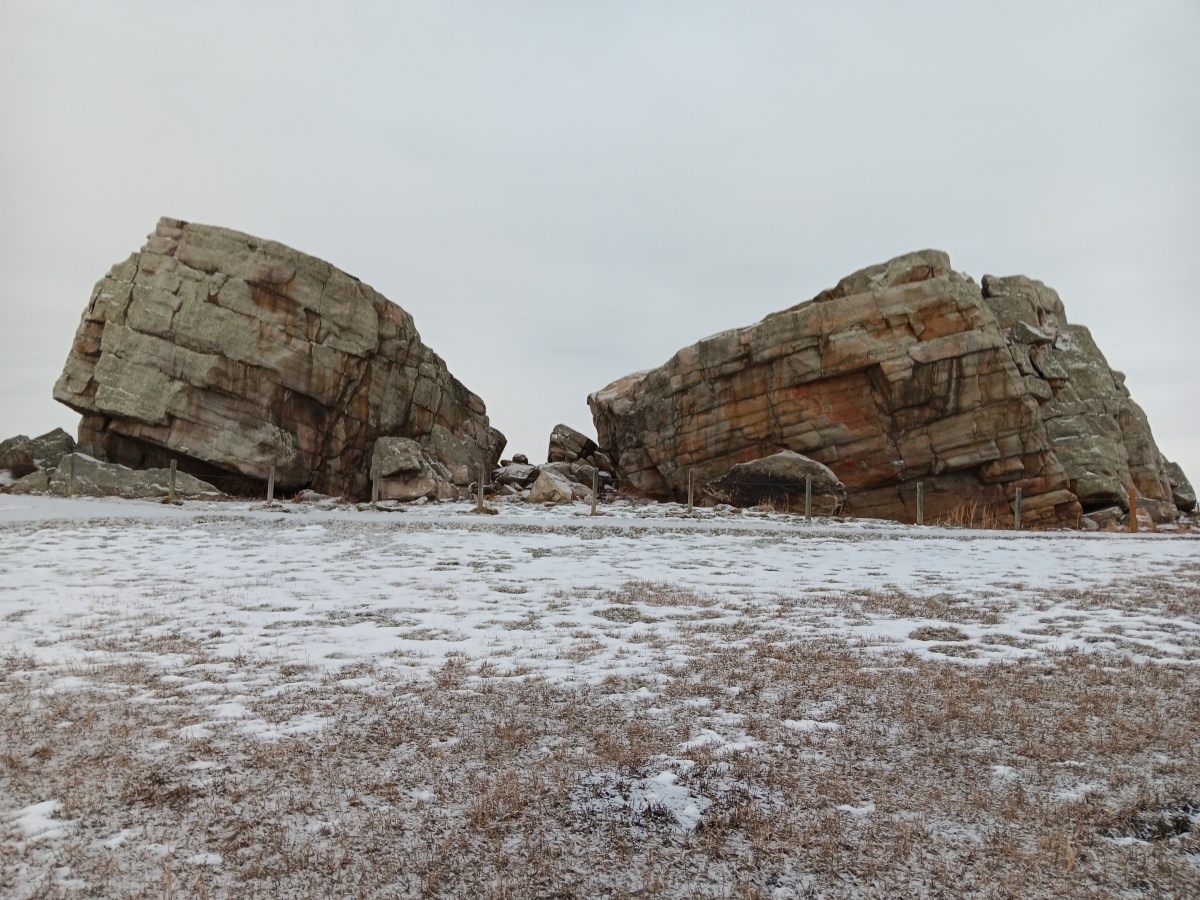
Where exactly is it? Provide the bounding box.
[2,494,1198,897]
[3,494,1198,679]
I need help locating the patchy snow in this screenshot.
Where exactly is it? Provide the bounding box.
[2,493,1199,894]
[6,800,72,842]
[2,494,1197,690]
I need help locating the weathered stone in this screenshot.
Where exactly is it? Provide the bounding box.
[591,251,1080,528]
[495,463,539,487]
[2,446,36,479]
[7,469,51,494]
[512,453,530,465]
[703,451,846,514]
[54,217,505,500]
[547,424,597,464]
[25,429,77,467]
[45,453,221,499]
[370,437,455,502]
[1136,497,1179,524]
[1165,460,1196,513]
[0,428,77,474]
[590,250,1189,527]
[982,276,1180,514]
[528,469,574,503]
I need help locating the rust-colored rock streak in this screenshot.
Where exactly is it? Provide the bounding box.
[54,218,505,498]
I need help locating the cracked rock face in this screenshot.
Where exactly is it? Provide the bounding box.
[54,218,505,498]
[590,250,1191,527]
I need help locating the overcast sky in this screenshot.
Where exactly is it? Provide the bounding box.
[3,1,1197,480]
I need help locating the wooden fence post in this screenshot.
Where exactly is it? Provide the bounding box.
[68,455,76,497]
[267,466,275,506]
[1129,488,1137,533]
[805,474,812,520]
[476,464,485,512]
[687,468,694,514]
[169,459,177,504]
[1014,486,1022,532]
[916,482,924,526]
[591,468,599,516]
[371,472,379,507]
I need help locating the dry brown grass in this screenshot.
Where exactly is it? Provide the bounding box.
[3,626,1199,898]
[935,498,1004,530]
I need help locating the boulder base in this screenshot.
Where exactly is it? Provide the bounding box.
[46,453,222,499]
[703,451,846,514]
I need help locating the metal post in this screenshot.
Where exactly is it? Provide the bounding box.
[476,464,485,512]
[591,468,599,516]
[1129,488,1137,533]
[68,455,76,497]
[687,468,694,514]
[267,466,275,506]
[805,474,812,520]
[1013,487,1022,531]
[169,459,177,503]
[916,482,924,526]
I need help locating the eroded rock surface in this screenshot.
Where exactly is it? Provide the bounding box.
[54,218,505,499]
[590,250,1190,527]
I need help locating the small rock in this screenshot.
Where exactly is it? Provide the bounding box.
[703,451,846,514]
[512,453,530,465]
[528,469,574,504]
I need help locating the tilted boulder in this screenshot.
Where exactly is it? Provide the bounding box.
[591,250,1189,527]
[547,424,598,464]
[54,218,505,499]
[703,450,846,514]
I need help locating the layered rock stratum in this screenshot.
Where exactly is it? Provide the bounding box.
[54,218,505,498]
[589,250,1192,527]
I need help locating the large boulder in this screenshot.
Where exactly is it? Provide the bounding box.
[589,250,1187,527]
[46,453,222,499]
[53,218,505,500]
[703,450,846,514]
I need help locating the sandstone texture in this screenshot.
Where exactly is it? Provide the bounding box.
[703,450,846,515]
[54,218,505,499]
[590,250,1191,527]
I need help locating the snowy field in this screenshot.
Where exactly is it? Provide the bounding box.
[2,494,1199,897]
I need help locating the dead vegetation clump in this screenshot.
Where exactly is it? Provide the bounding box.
[3,635,1200,898]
